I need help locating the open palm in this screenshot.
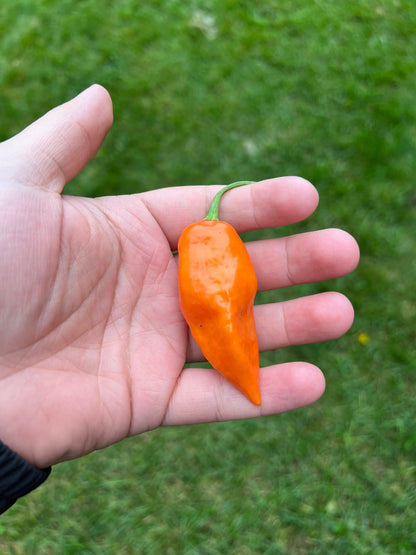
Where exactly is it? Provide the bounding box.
[0,86,359,468]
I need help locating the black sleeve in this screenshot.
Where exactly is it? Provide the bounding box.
[0,441,51,514]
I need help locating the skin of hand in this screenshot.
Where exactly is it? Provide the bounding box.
[0,85,359,469]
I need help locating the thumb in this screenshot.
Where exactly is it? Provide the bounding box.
[0,84,113,193]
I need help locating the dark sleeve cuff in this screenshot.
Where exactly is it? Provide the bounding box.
[0,441,51,514]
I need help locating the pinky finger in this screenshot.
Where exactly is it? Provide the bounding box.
[162,362,325,426]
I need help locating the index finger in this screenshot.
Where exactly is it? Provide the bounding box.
[141,177,319,248]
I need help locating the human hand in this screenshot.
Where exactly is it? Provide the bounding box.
[0,85,359,468]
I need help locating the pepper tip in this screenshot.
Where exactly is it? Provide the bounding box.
[248,391,262,406]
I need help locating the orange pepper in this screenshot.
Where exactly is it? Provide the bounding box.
[178,181,261,405]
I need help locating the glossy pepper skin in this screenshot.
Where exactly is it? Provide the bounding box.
[178,182,261,405]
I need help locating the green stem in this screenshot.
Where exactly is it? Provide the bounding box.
[204,181,254,221]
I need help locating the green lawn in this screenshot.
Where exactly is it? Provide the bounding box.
[1,0,415,553]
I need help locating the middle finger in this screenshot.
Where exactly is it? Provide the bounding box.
[247,228,359,291]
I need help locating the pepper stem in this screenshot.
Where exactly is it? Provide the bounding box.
[204,181,254,221]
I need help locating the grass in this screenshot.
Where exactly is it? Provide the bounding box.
[1,0,416,552]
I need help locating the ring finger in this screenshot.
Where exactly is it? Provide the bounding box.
[186,291,354,363]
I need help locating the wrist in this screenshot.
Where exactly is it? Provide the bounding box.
[0,440,51,514]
